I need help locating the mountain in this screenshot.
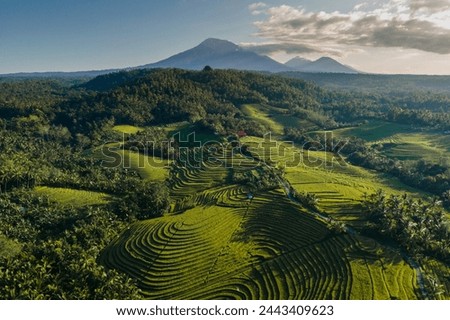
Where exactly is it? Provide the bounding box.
[286,56,359,74]
[141,38,290,72]
[0,39,359,78]
[285,57,311,69]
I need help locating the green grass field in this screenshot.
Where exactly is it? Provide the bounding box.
[241,104,285,135]
[101,142,420,299]
[273,113,318,131]
[241,136,425,223]
[348,237,418,300]
[241,104,320,134]
[118,150,171,181]
[376,132,450,164]
[329,121,413,142]
[324,120,450,164]
[89,122,447,300]
[112,125,144,134]
[92,144,171,182]
[34,186,111,207]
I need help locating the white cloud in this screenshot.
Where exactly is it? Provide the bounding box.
[247,0,450,56]
[353,3,368,11]
[249,2,267,15]
[249,2,267,11]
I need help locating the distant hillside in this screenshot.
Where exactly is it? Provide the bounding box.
[0,69,118,80]
[280,72,450,94]
[61,68,334,136]
[142,38,291,72]
[286,57,359,74]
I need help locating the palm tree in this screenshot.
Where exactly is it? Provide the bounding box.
[424,274,444,300]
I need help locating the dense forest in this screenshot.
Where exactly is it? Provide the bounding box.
[0,68,449,299]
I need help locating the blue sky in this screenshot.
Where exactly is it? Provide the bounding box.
[2,0,450,74]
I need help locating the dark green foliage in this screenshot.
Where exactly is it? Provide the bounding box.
[56,69,328,138]
[442,190,450,207]
[0,235,21,260]
[118,181,170,220]
[0,80,70,119]
[0,192,142,299]
[363,191,450,262]
[82,69,152,92]
[124,128,173,158]
[285,127,348,153]
[0,243,141,299]
[290,189,319,212]
[197,114,269,136]
[347,146,450,201]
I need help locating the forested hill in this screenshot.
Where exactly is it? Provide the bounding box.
[57,68,328,136]
[2,69,450,144]
[54,68,450,139]
[281,72,450,94]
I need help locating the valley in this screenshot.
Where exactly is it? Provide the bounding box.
[0,68,449,300]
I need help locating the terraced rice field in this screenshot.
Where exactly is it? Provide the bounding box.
[325,120,450,164]
[102,143,420,299]
[375,133,450,164]
[241,136,425,223]
[119,150,171,181]
[348,237,418,300]
[329,121,413,142]
[241,104,321,133]
[103,189,360,299]
[34,186,111,207]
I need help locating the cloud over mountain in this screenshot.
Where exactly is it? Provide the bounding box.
[246,0,450,56]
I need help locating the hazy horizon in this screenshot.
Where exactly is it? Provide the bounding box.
[2,0,450,75]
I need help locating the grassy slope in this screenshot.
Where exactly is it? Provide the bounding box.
[117,150,170,181]
[32,126,171,215]
[92,136,172,182]
[377,133,450,163]
[101,143,419,299]
[331,121,413,142]
[241,104,320,135]
[91,146,170,182]
[327,120,450,164]
[241,136,425,223]
[113,125,144,134]
[241,104,284,135]
[34,186,111,207]
[44,121,443,299]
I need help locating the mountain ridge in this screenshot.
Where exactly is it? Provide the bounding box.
[285,57,311,69]
[285,56,359,74]
[0,38,359,77]
[140,38,291,72]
